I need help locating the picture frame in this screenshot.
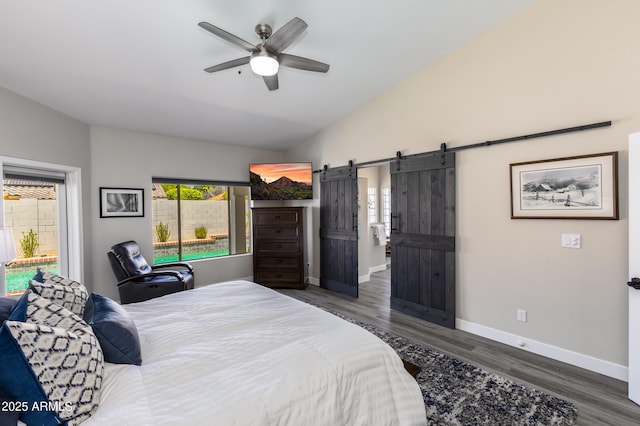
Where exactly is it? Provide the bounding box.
[510,152,618,219]
[99,187,144,218]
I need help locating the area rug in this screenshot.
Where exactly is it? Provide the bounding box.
[329,311,579,425]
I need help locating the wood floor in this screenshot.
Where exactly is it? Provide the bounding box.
[278,268,640,426]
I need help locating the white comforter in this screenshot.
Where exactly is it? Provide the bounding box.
[84,280,426,425]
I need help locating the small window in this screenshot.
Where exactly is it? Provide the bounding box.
[151,179,250,264]
[367,187,377,225]
[382,187,391,237]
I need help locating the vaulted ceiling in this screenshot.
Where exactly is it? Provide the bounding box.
[0,0,533,150]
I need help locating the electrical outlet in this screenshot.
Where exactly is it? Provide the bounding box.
[517,309,527,322]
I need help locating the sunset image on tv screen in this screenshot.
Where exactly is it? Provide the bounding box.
[250,163,313,200]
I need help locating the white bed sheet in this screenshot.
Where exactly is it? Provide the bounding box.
[83,280,426,425]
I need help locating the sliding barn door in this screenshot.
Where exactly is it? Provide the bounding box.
[390,151,456,328]
[320,165,358,297]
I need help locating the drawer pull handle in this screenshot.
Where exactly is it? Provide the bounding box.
[275,215,281,219]
[275,244,282,248]
[276,258,283,263]
[275,230,282,233]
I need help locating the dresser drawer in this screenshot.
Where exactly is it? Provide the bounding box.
[254,210,299,225]
[254,240,300,253]
[255,270,301,283]
[256,256,300,270]
[254,225,299,239]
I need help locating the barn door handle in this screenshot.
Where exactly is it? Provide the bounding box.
[628,277,640,289]
[352,213,358,231]
[391,214,399,231]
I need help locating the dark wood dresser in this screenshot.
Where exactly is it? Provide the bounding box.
[252,207,306,289]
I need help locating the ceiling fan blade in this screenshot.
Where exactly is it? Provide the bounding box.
[264,17,307,54]
[198,22,256,52]
[204,56,250,73]
[263,74,279,91]
[278,53,330,73]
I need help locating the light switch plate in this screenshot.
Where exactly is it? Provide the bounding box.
[517,309,527,322]
[562,233,581,249]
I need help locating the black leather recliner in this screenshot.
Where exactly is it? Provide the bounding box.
[107,240,195,304]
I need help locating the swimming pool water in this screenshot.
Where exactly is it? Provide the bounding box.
[5,269,59,294]
[154,249,229,264]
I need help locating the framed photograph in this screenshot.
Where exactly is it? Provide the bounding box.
[510,152,618,219]
[100,187,144,218]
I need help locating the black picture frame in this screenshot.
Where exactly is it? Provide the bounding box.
[99,187,144,218]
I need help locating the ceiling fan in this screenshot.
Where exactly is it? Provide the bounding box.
[198,17,330,91]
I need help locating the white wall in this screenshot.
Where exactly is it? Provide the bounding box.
[0,86,92,281]
[89,126,284,300]
[286,0,639,375]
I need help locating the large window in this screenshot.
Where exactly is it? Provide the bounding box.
[1,159,83,296]
[151,179,250,264]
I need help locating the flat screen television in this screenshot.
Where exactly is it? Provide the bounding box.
[250,162,313,200]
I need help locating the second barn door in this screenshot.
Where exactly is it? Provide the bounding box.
[390,151,456,328]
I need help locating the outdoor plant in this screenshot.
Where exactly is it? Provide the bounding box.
[163,184,203,200]
[155,221,171,242]
[195,226,207,239]
[20,229,40,258]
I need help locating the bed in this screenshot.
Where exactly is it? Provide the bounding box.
[1,278,426,425]
[83,280,426,425]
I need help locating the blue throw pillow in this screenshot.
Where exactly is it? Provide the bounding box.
[0,291,104,425]
[84,292,95,323]
[0,387,19,426]
[7,290,30,322]
[0,297,18,323]
[86,293,142,365]
[31,267,45,283]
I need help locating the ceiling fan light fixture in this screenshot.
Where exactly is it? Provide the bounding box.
[250,49,279,76]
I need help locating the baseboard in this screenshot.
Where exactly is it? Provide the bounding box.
[456,318,628,382]
[370,263,387,273]
[307,276,319,286]
[359,264,388,283]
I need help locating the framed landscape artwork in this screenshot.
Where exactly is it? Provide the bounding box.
[510,152,618,219]
[100,187,144,218]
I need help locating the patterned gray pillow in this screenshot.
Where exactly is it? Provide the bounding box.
[29,278,89,317]
[39,271,83,287]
